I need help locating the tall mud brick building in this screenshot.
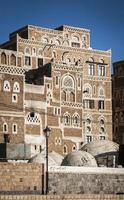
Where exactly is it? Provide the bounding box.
[0,25,112,157]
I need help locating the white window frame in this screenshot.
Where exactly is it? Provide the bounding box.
[12,94,18,103]
[3,80,11,92]
[3,123,8,133]
[12,123,17,134]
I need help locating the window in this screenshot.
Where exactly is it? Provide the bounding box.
[70,91,75,102]
[72,114,80,127]
[99,65,105,76]
[77,77,81,89]
[25,47,30,54]
[62,90,66,101]
[12,124,17,134]
[98,100,104,109]
[100,136,105,140]
[63,113,71,126]
[1,52,7,64]
[83,84,92,97]
[83,100,94,109]
[55,76,59,86]
[3,80,11,92]
[25,56,31,66]
[26,112,41,125]
[54,107,61,116]
[72,145,76,151]
[3,123,8,133]
[86,135,92,143]
[40,145,42,153]
[71,42,80,48]
[38,58,43,68]
[63,145,68,154]
[42,37,48,43]
[88,64,95,76]
[12,94,18,103]
[10,54,16,66]
[13,82,20,93]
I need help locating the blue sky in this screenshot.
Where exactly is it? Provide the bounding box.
[0,0,124,63]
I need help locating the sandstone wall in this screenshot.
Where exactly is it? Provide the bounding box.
[0,163,44,194]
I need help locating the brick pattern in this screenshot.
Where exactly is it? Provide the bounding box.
[0,163,43,194]
[49,172,124,195]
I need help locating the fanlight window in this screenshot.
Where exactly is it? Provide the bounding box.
[72,114,80,127]
[62,76,74,89]
[3,80,11,92]
[25,47,30,55]
[99,87,105,97]
[10,54,16,66]
[1,52,7,64]
[72,35,79,42]
[63,113,71,126]
[26,112,41,125]
[13,82,20,93]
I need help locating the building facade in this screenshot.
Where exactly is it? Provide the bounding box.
[112,61,124,145]
[0,25,112,156]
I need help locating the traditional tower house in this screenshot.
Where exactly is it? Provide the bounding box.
[0,25,112,156]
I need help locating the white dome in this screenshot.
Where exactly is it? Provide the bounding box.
[82,140,119,156]
[29,150,64,166]
[61,150,97,167]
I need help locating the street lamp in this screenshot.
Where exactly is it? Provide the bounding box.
[43,126,51,195]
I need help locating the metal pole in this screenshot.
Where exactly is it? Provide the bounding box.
[46,135,48,194]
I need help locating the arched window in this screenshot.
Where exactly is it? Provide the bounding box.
[65,57,71,64]
[72,113,80,127]
[72,145,76,151]
[63,113,71,126]
[26,112,41,125]
[85,116,92,143]
[62,75,75,102]
[62,75,74,89]
[63,145,68,154]
[72,35,80,42]
[55,39,60,45]
[10,54,16,66]
[62,90,67,101]
[99,117,106,140]
[42,37,49,43]
[98,87,105,98]
[25,47,31,55]
[52,51,57,58]
[83,84,92,97]
[70,91,75,102]
[3,80,11,92]
[1,52,7,64]
[38,48,43,56]
[12,123,17,134]
[3,123,8,133]
[13,82,20,93]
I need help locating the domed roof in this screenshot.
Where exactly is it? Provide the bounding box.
[29,151,64,166]
[61,150,97,167]
[81,140,119,156]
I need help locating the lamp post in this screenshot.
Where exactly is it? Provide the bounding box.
[43,126,51,195]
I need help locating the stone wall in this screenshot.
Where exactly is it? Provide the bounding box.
[0,163,44,194]
[0,194,124,200]
[48,166,124,195]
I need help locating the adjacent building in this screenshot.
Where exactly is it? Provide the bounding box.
[0,24,112,157]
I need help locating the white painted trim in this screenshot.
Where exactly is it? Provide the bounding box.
[49,166,124,174]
